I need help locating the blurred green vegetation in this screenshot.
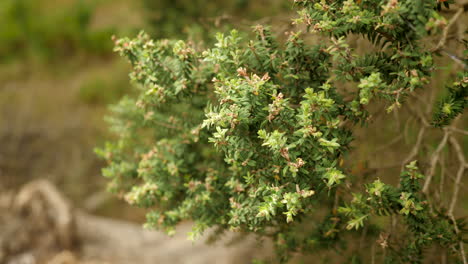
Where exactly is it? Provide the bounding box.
[0,0,114,62]
[142,0,290,39]
[0,0,290,63]
[0,0,290,212]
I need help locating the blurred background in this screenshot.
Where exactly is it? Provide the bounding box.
[0,0,290,213]
[0,0,466,263]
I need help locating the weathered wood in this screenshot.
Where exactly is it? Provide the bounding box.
[0,180,273,264]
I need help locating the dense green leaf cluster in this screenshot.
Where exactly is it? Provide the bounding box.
[98,0,466,262]
[340,162,460,263]
[432,73,467,127]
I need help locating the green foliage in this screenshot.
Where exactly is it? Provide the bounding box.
[340,162,459,263]
[432,73,467,127]
[0,0,114,61]
[98,0,466,262]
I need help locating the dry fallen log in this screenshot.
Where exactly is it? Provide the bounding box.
[0,179,273,264]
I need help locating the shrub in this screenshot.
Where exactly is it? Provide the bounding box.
[98,0,467,262]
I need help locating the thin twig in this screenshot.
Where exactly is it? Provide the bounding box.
[448,136,467,215]
[438,157,446,205]
[401,126,426,170]
[403,117,414,146]
[432,8,464,52]
[447,173,468,190]
[449,127,468,136]
[400,7,467,68]
[450,213,468,264]
[449,164,466,214]
[423,130,450,194]
[441,50,468,70]
[447,136,467,264]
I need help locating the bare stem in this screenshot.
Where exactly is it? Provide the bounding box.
[422,130,450,194]
[447,136,467,264]
[401,126,426,171]
[448,136,466,215]
[432,8,464,52]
